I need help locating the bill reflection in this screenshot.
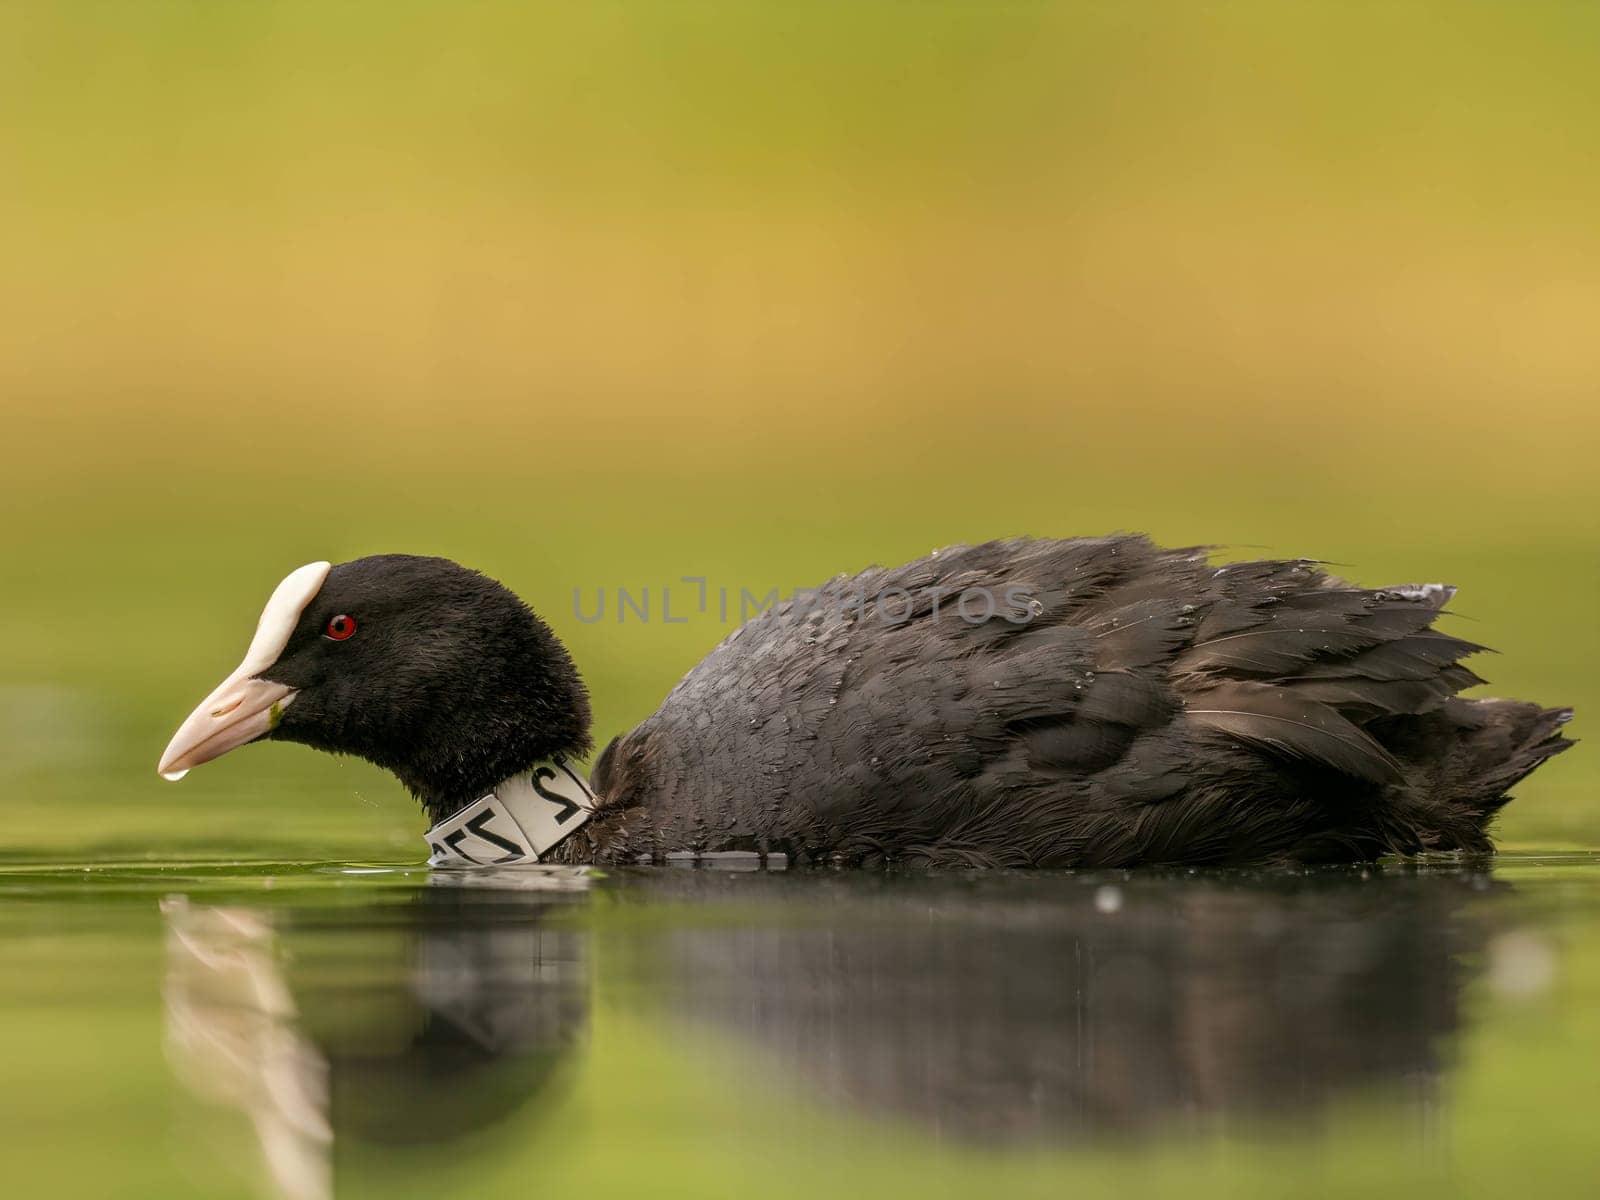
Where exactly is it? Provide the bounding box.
[161,871,590,1200]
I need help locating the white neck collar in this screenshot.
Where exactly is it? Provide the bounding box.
[425,759,594,867]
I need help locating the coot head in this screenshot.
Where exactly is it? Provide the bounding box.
[158,555,591,816]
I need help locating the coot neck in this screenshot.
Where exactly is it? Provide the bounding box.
[424,759,595,867]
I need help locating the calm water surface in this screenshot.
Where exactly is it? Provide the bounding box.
[2,852,1598,1199]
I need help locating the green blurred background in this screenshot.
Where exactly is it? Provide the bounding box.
[1,0,1595,854]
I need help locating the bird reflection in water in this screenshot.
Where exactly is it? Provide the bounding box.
[161,868,591,1200]
[163,864,1502,1198]
[623,866,1498,1142]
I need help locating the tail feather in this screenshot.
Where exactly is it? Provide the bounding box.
[1445,698,1573,805]
[1376,699,1574,851]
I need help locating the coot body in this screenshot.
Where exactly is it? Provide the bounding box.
[158,536,1572,867]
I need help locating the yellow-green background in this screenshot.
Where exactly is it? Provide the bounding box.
[2,4,1598,1197]
[2,1,1594,856]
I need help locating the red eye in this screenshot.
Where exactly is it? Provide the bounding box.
[324,614,357,641]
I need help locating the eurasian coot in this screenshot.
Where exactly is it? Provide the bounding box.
[158,537,1572,867]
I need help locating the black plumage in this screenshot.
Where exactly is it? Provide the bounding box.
[262,555,592,805]
[177,538,1573,867]
[577,537,1571,866]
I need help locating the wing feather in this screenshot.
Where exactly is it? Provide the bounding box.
[1185,681,1404,783]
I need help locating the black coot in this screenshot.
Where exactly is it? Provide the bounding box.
[158,536,1572,867]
